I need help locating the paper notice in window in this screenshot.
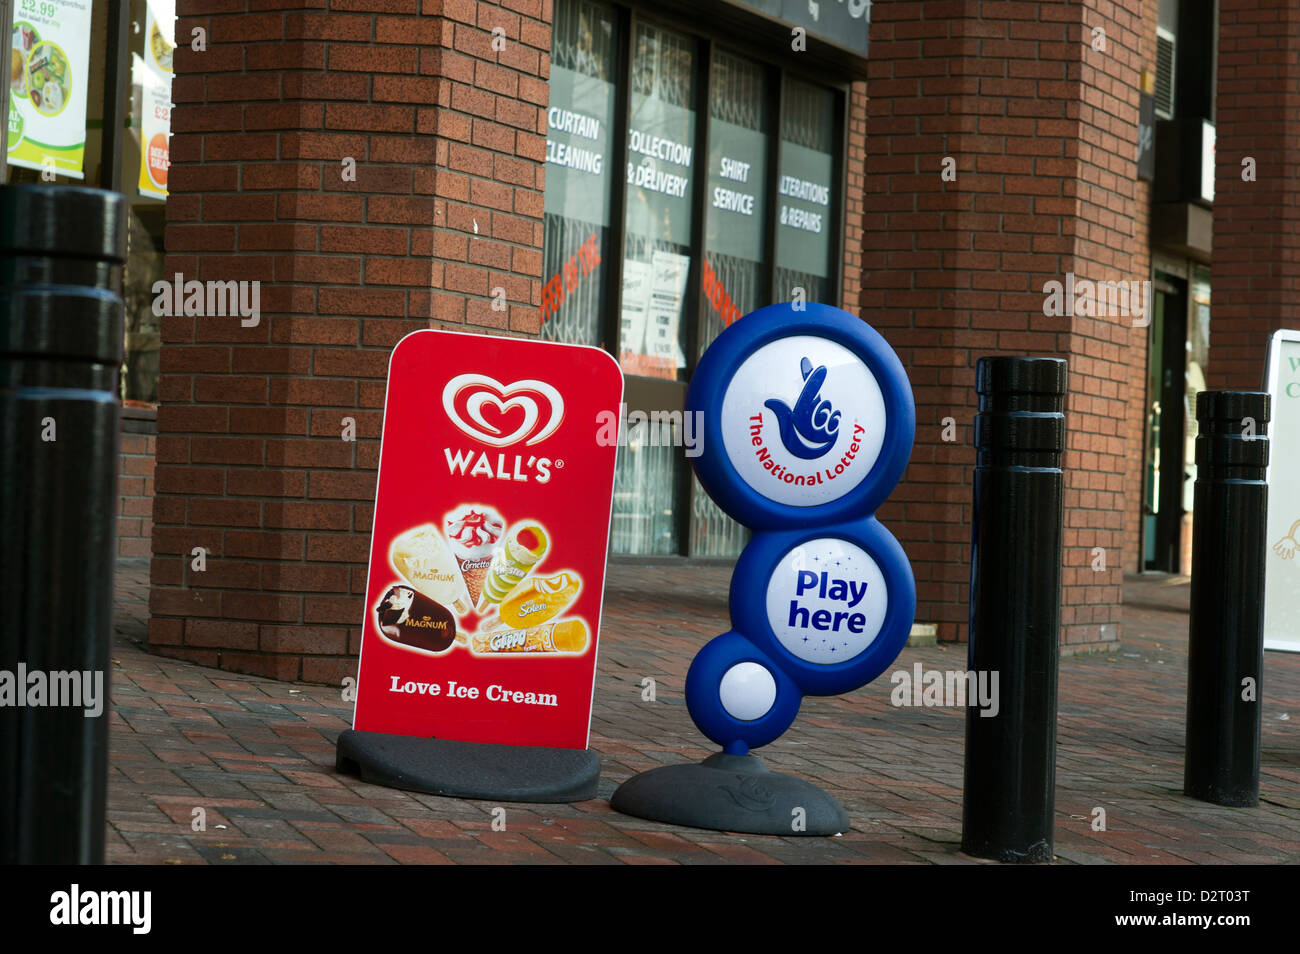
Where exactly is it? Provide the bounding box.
[648,249,689,369]
[619,259,651,357]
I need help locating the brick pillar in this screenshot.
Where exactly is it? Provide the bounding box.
[841,80,869,317]
[863,0,1149,645]
[150,0,551,682]
[1209,0,1300,390]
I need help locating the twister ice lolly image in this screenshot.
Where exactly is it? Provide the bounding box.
[497,571,582,630]
[471,619,589,655]
[389,523,473,616]
[475,522,549,613]
[444,504,506,606]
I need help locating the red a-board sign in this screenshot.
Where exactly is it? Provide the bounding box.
[352,330,624,749]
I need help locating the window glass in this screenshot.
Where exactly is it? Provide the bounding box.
[609,20,697,556]
[690,49,765,558]
[698,48,766,356]
[775,76,835,305]
[611,438,679,556]
[121,0,172,405]
[538,17,845,559]
[618,21,695,381]
[541,0,617,346]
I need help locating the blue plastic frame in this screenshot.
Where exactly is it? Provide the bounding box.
[686,301,916,529]
[682,302,917,754]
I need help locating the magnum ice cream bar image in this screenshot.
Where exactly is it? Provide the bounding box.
[376,584,457,654]
[471,619,589,655]
[444,504,506,606]
[497,571,582,630]
[475,521,550,613]
[390,523,473,616]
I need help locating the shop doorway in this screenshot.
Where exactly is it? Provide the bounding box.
[1143,274,1189,572]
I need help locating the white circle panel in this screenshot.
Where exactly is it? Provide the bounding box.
[720,335,887,507]
[718,662,777,721]
[765,538,888,665]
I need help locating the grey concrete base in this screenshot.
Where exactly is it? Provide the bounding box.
[335,729,599,803]
[610,752,849,836]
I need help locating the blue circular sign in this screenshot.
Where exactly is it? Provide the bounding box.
[684,302,917,753]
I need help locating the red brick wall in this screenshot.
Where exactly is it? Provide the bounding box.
[1209,0,1300,390]
[1121,3,1158,575]
[150,0,552,683]
[119,420,156,559]
[841,80,868,317]
[1064,0,1148,637]
[864,0,1147,645]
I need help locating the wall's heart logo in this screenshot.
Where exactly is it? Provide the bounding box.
[442,373,565,447]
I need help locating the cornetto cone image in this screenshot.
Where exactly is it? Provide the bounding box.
[444,504,505,606]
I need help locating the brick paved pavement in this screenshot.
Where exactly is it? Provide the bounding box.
[107,559,1299,864]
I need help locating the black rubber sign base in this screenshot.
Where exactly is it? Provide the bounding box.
[335,730,600,803]
[611,752,849,836]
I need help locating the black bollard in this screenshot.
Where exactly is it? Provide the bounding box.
[961,356,1067,863]
[0,185,127,864]
[1184,391,1270,807]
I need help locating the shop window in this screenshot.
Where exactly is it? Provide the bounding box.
[609,19,698,555]
[775,76,836,305]
[3,1,173,408]
[540,1,846,559]
[698,49,767,358]
[541,0,618,347]
[689,48,768,559]
[618,20,696,383]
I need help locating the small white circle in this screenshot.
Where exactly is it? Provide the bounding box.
[718,662,777,721]
[765,538,888,665]
[720,335,887,508]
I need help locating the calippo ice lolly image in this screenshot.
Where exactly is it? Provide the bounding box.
[389,523,472,616]
[444,504,506,605]
[498,570,581,630]
[475,522,549,613]
[471,618,589,655]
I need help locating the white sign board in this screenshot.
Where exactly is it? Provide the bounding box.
[1263,329,1300,652]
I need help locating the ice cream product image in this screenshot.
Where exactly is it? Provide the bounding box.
[476,522,549,613]
[375,584,457,654]
[444,504,506,606]
[498,571,581,630]
[390,523,472,616]
[471,618,589,655]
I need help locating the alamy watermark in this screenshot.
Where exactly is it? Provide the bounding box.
[890,663,1000,718]
[151,273,261,326]
[1042,273,1152,327]
[0,664,104,717]
[595,404,703,457]
[50,885,150,934]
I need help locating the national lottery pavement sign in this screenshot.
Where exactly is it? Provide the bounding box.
[336,329,623,802]
[611,301,916,835]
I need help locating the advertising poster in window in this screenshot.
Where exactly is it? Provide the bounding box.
[707,120,766,263]
[777,142,834,278]
[544,65,614,227]
[622,94,695,378]
[619,259,651,359]
[7,0,93,178]
[136,0,175,199]
[645,249,689,370]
